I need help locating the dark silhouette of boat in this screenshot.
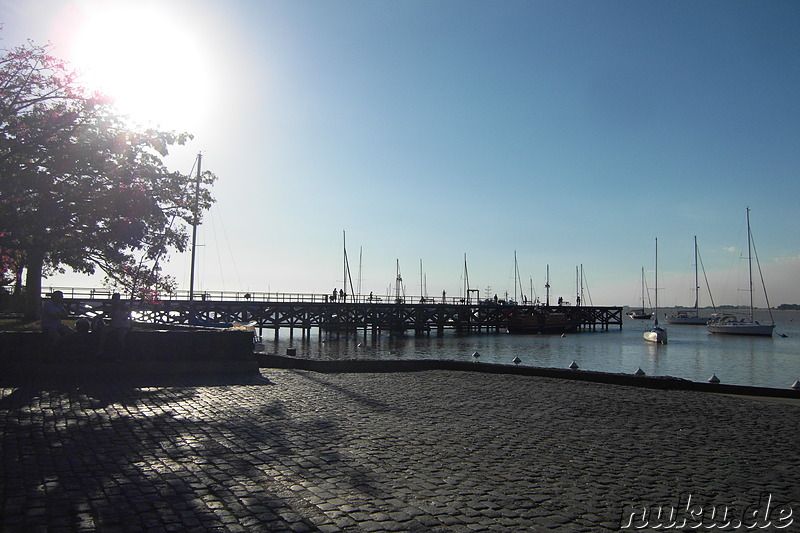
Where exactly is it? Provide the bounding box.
[506,310,579,334]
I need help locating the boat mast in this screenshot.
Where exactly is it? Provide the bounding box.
[545,264,550,306]
[693,235,699,316]
[342,230,355,300]
[747,207,754,321]
[343,231,347,298]
[654,238,659,327]
[463,254,470,304]
[640,267,646,310]
[395,259,403,303]
[419,259,423,302]
[530,277,534,305]
[357,246,363,300]
[514,251,518,304]
[188,152,201,301]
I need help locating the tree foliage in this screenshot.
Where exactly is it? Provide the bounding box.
[0,39,215,319]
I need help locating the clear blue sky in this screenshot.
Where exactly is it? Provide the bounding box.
[3,0,799,306]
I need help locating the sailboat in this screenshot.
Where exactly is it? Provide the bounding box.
[666,236,715,325]
[643,238,667,344]
[707,208,775,336]
[627,267,653,320]
[507,265,580,334]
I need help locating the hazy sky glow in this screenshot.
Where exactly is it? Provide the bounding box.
[3,0,799,306]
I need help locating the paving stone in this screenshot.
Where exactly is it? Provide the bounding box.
[2,370,799,532]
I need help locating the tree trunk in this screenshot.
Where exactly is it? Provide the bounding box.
[23,248,44,322]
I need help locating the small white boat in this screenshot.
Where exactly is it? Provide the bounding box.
[666,236,714,325]
[644,238,667,344]
[643,325,668,344]
[707,208,774,337]
[628,268,652,319]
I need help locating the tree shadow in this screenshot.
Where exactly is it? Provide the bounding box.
[0,371,387,531]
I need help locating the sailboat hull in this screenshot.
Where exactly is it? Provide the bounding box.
[643,327,667,344]
[705,210,774,337]
[707,320,774,336]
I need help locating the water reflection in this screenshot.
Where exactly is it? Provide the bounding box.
[259,310,800,389]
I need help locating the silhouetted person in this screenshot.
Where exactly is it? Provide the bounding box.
[97,293,131,359]
[41,290,72,355]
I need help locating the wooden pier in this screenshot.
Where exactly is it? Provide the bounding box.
[56,289,623,337]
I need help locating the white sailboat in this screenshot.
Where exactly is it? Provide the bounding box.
[643,238,667,344]
[666,236,715,325]
[627,267,652,320]
[707,208,775,336]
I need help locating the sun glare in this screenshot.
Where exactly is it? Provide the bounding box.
[68,2,212,131]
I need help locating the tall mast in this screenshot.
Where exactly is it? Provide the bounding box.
[342,230,355,299]
[545,264,550,306]
[641,267,646,309]
[747,207,754,321]
[357,246,362,299]
[395,259,403,303]
[530,277,534,305]
[654,238,659,326]
[188,152,201,301]
[463,253,470,304]
[419,259,423,301]
[693,235,699,315]
[514,251,518,304]
[576,266,579,305]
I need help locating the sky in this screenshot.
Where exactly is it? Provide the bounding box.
[2,0,799,307]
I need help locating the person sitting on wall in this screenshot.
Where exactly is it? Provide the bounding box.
[96,293,131,359]
[66,317,95,361]
[109,293,131,359]
[41,290,73,355]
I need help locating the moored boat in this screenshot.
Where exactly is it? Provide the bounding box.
[644,238,667,344]
[665,311,709,325]
[627,308,652,320]
[643,325,668,343]
[666,236,715,325]
[707,208,774,337]
[628,267,652,319]
[507,310,579,334]
[706,313,774,336]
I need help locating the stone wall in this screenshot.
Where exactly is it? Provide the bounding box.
[0,328,259,376]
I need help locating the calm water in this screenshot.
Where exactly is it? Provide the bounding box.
[259,308,800,390]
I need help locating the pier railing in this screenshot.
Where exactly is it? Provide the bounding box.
[38,286,512,306]
[33,287,623,334]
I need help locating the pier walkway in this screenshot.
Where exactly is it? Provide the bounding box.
[50,288,623,335]
[2,368,797,531]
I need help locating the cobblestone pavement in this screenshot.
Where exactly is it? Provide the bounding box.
[1,369,798,532]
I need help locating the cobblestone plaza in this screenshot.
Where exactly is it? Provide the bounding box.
[2,369,798,531]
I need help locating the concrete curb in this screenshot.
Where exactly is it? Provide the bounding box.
[257,354,800,399]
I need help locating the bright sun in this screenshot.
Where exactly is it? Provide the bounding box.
[67,2,212,131]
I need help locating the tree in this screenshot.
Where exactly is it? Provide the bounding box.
[0,39,215,320]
